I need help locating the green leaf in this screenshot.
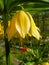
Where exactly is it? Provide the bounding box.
[21,2,49,8]
[25,62,35,65]
[8,0,49,12]
[7,0,18,8]
[21,2,49,13]
[0,0,4,10]
[9,2,49,14]
[42,0,49,3]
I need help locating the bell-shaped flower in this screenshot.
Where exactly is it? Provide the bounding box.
[7,10,30,41]
[7,10,42,41]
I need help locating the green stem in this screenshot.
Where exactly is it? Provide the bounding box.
[3,0,11,65]
[3,13,11,65]
[5,37,11,65]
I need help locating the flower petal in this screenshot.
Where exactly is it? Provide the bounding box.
[27,12,42,40]
[15,10,30,38]
[7,20,18,41]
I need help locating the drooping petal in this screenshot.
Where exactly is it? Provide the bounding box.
[27,12,42,40]
[14,10,30,38]
[7,19,19,41]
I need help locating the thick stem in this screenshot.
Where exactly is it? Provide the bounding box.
[3,0,11,65]
[3,13,11,65]
[5,37,11,65]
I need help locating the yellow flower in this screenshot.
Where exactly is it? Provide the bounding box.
[7,10,42,41]
[0,23,4,37]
